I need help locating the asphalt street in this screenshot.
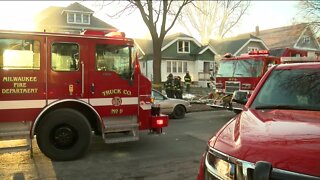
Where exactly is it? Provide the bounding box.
[0,109,236,180]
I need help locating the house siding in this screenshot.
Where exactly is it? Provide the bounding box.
[162,40,198,60]
[196,50,215,61]
[296,30,319,51]
[237,41,266,55]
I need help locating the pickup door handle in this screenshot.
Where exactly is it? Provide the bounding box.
[91,83,95,94]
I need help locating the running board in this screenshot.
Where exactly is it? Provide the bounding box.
[102,116,139,144]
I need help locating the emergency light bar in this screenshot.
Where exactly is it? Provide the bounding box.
[81,29,125,38]
[248,50,269,55]
[105,31,126,38]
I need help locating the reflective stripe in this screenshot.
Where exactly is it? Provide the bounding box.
[0,97,139,110]
[0,100,46,110]
[89,97,138,106]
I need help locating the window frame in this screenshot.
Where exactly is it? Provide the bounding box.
[303,36,311,44]
[67,12,90,25]
[177,40,190,53]
[0,38,41,70]
[51,42,80,72]
[167,60,188,73]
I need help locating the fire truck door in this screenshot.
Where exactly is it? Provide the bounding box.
[88,42,138,117]
[47,38,88,100]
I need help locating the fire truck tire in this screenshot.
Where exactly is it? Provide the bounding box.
[172,105,186,119]
[36,108,91,161]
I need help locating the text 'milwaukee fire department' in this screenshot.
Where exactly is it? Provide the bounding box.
[0,29,168,161]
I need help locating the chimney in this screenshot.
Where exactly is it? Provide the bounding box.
[255,26,260,36]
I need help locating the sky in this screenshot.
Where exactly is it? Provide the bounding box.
[0,1,302,40]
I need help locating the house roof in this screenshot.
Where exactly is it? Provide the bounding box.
[255,23,308,49]
[35,2,116,32]
[134,32,217,56]
[134,39,153,56]
[162,32,193,47]
[209,34,263,55]
[63,2,94,13]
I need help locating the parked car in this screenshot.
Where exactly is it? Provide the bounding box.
[198,62,320,179]
[152,89,191,119]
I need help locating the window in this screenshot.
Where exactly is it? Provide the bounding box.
[76,14,82,23]
[178,61,182,73]
[83,14,89,24]
[166,60,188,73]
[167,61,171,73]
[217,59,263,78]
[51,43,79,71]
[67,12,90,24]
[172,61,177,73]
[96,45,132,79]
[251,69,320,110]
[0,39,40,70]
[248,47,259,53]
[183,62,187,72]
[68,13,75,23]
[303,36,310,44]
[177,40,190,53]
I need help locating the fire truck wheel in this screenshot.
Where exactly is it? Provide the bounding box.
[36,108,91,161]
[172,105,186,119]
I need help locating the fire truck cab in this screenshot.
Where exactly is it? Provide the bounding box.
[0,29,168,161]
[210,50,280,112]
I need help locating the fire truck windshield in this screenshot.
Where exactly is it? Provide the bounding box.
[96,45,132,79]
[217,59,263,78]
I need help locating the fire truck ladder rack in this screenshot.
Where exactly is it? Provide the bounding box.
[102,116,139,144]
[0,121,33,157]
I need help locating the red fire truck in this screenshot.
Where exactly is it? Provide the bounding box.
[0,29,168,161]
[209,49,318,112]
[209,50,281,111]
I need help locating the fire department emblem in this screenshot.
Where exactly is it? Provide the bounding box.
[112,97,122,106]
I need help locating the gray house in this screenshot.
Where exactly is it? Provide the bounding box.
[135,33,217,87]
[35,2,116,34]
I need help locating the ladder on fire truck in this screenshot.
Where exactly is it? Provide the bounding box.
[0,121,33,157]
[102,116,139,143]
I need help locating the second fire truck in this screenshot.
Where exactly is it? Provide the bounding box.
[209,50,280,111]
[208,50,318,112]
[0,29,168,161]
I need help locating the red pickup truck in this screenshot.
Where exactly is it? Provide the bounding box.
[198,62,320,179]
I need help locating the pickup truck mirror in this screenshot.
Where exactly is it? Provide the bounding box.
[232,90,249,105]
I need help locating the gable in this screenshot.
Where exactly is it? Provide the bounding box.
[35,2,116,33]
[196,49,215,61]
[294,27,320,51]
[234,40,268,56]
[162,40,199,60]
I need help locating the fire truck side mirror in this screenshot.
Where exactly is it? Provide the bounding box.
[232,90,248,105]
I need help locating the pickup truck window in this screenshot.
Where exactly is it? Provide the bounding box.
[251,69,320,110]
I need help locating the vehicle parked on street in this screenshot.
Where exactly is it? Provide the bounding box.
[198,62,320,179]
[152,89,191,119]
[0,29,168,161]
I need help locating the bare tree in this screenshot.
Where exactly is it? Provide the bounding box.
[100,0,192,89]
[178,1,250,44]
[298,0,320,34]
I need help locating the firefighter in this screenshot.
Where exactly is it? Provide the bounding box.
[174,76,183,99]
[184,71,192,93]
[164,73,174,98]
